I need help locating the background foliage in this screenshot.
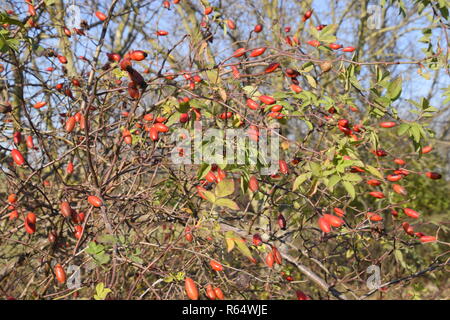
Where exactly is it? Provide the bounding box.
[0,0,449,300]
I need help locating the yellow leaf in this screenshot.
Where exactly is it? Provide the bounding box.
[215,179,235,198]
[305,75,317,89]
[234,237,253,259]
[225,231,235,253]
[180,207,193,215]
[218,88,227,102]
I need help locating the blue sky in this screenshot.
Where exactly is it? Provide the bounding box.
[5,0,449,137]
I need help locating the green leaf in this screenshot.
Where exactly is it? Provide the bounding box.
[342,173,362,182]
[375,66,383,82]
[215,179,235,197]
[96,253,111,265]
[365,165,383,179]
[309,23,320,40]
[370,131,379,149]
[86,242,104,255]
[202,190,216,203]
[317,35,336,44]
[342,181,355,199]
[0,29,18,52]
[373,96,390,109]
[86,242,111,265]
[309,162,322,177]
[336,159,354,173]
[318,24,337,37]
[350,76,363,91]
[0,13,24,27]
[387,77,402,101]
[397,123,410,136]
[198,164,212,179]
[301,62,314,72]
[97,234,116,244]
[234,237,253,260]
[129,249,144,265]
[242,85,258,96]
[215,198,239,210]
[423,106,438,112]
[322,169,336,176]
[292,173,311,191]
[327,175,341,189]
[206,69,220,84]
[409,124,422,143]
